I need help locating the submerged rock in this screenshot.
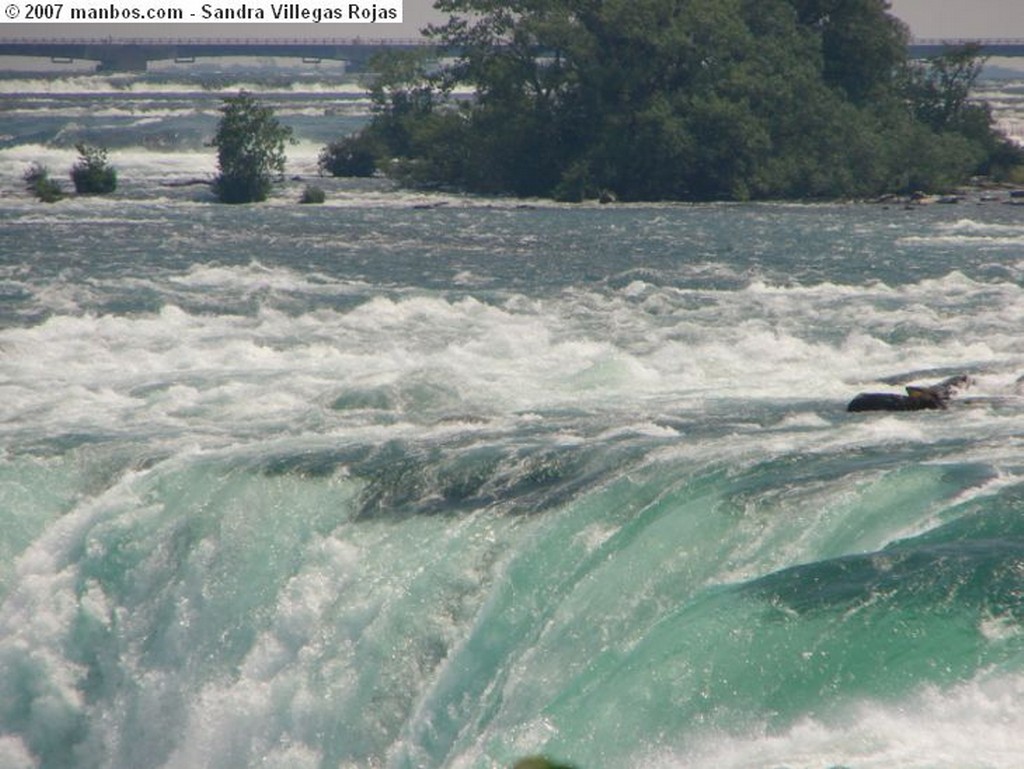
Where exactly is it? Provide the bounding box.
[513,758,578,769]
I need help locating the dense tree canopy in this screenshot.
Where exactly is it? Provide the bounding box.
[324,0,1022,201]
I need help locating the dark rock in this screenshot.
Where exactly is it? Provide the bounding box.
[847,374,972,413]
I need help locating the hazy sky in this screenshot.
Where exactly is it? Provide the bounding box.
[357,1,1024,40]
[314,1,1024,40]
[888,0,1024,38]
[331,0,1024,40]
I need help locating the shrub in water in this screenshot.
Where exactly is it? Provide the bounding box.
[299,185,326,204]
[23,163,63,203]
[70,143,117,194]
[211,92,294,204]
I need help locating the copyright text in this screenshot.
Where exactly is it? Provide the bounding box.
[3,0,402,22]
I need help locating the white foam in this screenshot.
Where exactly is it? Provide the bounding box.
[0,143,218,185]
[0,75,366,97]
[3,264,1024,455]
[0,736,37,769]
[655,674,1024,769]
[900,234,1024,247]
[940,218,1024,236]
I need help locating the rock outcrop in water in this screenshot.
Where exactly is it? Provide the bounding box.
[847,374,973,412]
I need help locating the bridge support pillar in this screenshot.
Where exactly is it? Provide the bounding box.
[95,45,150,72]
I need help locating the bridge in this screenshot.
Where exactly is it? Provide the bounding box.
[1,35,1023,73]
[0,36,432,72]
[908,38,1024,59]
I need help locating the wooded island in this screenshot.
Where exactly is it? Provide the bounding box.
[321,0,1024,202]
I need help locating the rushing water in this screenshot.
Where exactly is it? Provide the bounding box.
[4,67,1024,769]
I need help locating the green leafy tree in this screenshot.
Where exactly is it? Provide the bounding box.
[70,143,117,194]
[211,92,294,204]
[901,43,1024,185]
[790,0,909,104]
[366,49,445,162]
[336,0,1020,201]
[905,43,988,133]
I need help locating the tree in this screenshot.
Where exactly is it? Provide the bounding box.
[789,0,909,104]
[898,43,1024,185]
[905,43,987,133]
[210,92,294,204]
[336,0,1020,201]
[70,143,117,194]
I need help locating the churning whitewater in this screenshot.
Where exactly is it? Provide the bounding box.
[4,69,1024,769]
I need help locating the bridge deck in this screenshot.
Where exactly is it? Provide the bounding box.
[0,36,432,71]
[908,38,1024,58]
[1,36,1023,72]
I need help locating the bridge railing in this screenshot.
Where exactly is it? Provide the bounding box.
[911,37,1024,46]
[0,36,432,46]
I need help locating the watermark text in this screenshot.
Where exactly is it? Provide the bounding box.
[3,0,402,23]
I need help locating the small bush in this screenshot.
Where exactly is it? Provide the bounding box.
[318,134,378,177]
[23,162,47,188]
[213,170,272,205]
[23,163,63,203]
[70,143,117,194]
[299,185,326,204]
